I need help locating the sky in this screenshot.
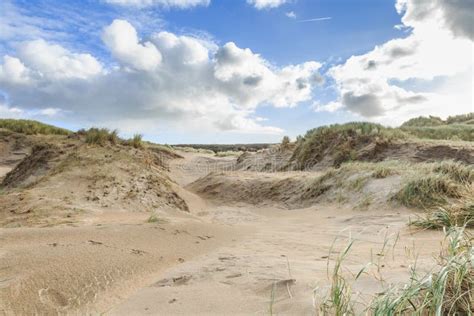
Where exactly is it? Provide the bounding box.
[0,0,472,144]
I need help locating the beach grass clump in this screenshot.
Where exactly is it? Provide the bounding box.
[411,199,474,229]
[126,134,143,148]
[394,174,463,209]
[84,128,119,146]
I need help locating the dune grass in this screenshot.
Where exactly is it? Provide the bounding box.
[370,227,473,315]
[315,228,473,315]
[126,134,143,148]
[411,199,474,229]
[0,119,71,135]
[82,128,119,146]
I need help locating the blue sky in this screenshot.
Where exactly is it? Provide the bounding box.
[0,0,472,144]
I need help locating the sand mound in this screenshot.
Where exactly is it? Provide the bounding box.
[235,145,293,172]
[2,144,63,188]
[0,139,189,227]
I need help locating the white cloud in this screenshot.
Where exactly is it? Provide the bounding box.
[0,19,323,135]
[322,0,473,124]
[247,0,287,10]
[102,20,162,71]
[285,11,296,19]
[104,0,210,9]
[0,55,31,84]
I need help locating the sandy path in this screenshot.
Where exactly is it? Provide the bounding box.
[110,153,445,315]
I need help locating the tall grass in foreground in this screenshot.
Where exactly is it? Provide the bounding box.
[319,240,357,315]
[370,227,473,315]
[314,228,473,315]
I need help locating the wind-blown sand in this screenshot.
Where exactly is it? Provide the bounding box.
[0,151,445,315]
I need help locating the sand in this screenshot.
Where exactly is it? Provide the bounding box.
[0,151,447,315]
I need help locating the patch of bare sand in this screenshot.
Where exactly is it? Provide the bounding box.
[0,217,244,314]
[110,205,444,315]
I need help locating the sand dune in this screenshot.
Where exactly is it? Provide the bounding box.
[0,132,471,314]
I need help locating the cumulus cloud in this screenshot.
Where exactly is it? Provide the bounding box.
[397,0,474,40]
[104,0,210,9]
[321,0,473,124]
[285,11,296,19]
[247,0,287,10]
[0,19,322,135]
[102,20,162,71]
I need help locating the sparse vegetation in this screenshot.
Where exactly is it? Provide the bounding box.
[315,228,473,315]
[370,227,473,315]
[318,240,356,315]
[146,212,160,223]
[0,119,71,135]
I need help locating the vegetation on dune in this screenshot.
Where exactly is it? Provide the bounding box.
[394,161,473,212]
[0,119,71,135]
[401,113,474,141]
[292,122,407,169]
[402,124,474,142]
